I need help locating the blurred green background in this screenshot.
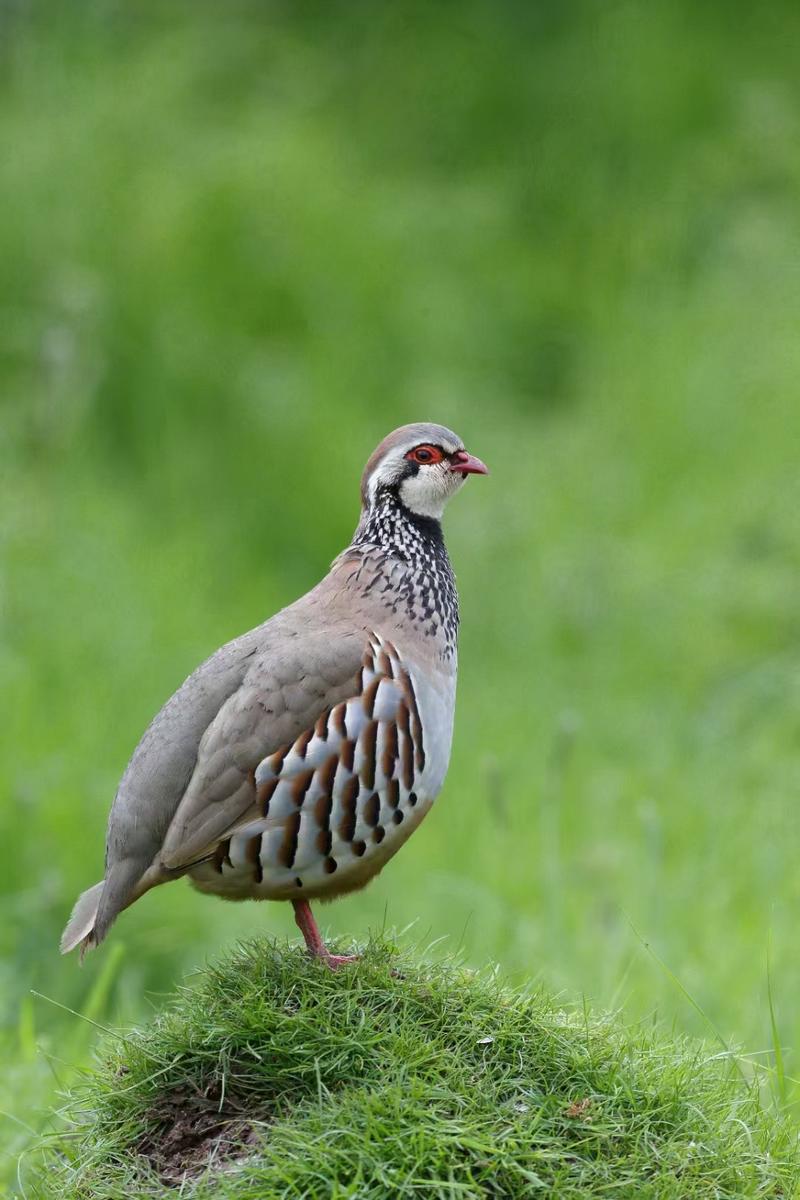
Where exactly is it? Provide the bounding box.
[3,0,800,1179]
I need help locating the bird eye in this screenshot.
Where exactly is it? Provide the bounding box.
[406,444,444,465]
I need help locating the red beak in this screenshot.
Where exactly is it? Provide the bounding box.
[449,449,489,475]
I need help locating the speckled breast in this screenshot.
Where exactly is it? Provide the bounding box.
[189,634,455,902]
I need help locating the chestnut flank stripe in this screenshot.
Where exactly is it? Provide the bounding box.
[362,675,382,720]
[360,720,378,789]
[278,811,301,869]
[257,776,279,817]
[292,768,315,808]
[332,703,348,738]
[314,710,330,741]
[382,721,398,780]
[340,738,356,773]
[245,833,263,883]
[318,752,339,796]
[401,669,425,772]
[339,775,359,842]
[269,744,291,774]
[295,726,314,760]
[363,792,380,827]
[314,790,333,829]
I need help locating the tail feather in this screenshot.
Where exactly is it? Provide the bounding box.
[60,880,105,956]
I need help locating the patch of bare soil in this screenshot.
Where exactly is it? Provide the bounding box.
[136,1081,268,1184]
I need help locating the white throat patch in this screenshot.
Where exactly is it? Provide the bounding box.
[398,470,464,519]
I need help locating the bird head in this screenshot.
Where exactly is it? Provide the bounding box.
[360,423,488,521]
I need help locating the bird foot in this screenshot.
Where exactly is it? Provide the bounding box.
[292,899,359,970]
[319,952,361,971]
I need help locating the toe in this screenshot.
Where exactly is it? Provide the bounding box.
[323,953,361,971]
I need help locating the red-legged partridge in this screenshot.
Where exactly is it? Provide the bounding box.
[61,423,488,967]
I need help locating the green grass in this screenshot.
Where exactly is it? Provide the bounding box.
[26,939,799,1198]
[3,0,800,1188]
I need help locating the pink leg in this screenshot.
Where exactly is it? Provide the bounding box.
[292,899,359,971]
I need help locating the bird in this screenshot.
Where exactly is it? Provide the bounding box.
[61,423,488,968]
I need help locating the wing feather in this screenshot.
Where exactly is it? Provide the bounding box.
[159,631,367,869]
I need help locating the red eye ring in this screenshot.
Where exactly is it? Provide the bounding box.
[405,444,444,465]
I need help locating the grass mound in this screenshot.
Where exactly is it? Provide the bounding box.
[32,940,796,1199]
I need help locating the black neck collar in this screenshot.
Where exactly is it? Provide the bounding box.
[350,488,446,560]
